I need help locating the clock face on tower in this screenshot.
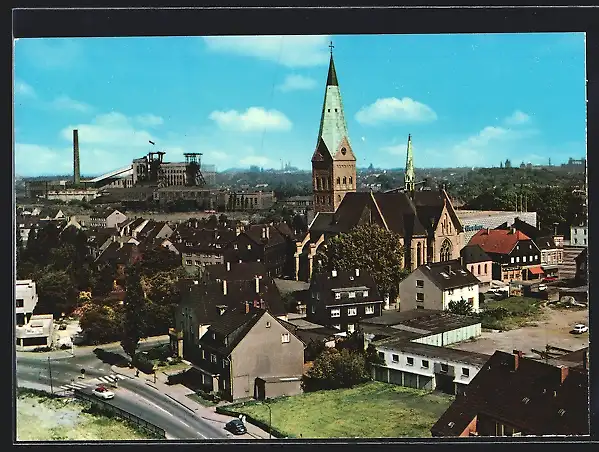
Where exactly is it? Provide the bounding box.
[341,147,347,155]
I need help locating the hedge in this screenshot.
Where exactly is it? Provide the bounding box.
[215,405,296,439]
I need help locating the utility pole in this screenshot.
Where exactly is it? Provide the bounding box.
[48,357,54,394]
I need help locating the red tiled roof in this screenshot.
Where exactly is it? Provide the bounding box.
[468,228,531,255]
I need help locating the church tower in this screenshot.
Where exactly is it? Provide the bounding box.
[311,42,357,214]
[404,134,415,194]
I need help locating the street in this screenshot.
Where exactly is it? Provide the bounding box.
[16,340,229,440]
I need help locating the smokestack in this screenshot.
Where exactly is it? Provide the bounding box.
[73,129,80,186]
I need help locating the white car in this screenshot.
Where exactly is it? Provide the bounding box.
[572,324,588,334]
[92,386,115,400]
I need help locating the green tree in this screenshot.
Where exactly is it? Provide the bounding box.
[16,228,23,278]
[34,269,78,317]
[80,302,123,345]
[365,343,385,373]
[94,264,117,296]
[315,224,408,299]
[142,267,187,335]
[121,264,148,359]
[448,298,474,316]
[140,246,181,276]
[303,348,370,392]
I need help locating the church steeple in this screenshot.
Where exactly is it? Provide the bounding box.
[404,134,415,193]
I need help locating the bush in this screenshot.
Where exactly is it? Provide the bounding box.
[33,346,52,352]
[133,354,155,374]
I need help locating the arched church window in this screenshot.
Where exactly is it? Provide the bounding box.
[328,196,331,204]
[343,177,347,185]
[440,239,452,262]
[341,148,347,155]
[336,177,341,186]
[417,242,422,267]
[349,176,353,187]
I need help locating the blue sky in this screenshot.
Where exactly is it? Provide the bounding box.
[14,33,586,177]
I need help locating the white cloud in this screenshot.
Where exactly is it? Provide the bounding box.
[51,95,93,113]
[14,80,36,97]
[504,110,531,126]
[355,97,438,125]
[209,107,292,132]
[461,126,509,148]
[276,74,317,92]
[239,155,271,167]
[16,38,83,69]
[135,114,164,127]
[203,35,330,67]
[206,150,229,161]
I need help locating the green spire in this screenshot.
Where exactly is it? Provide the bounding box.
[404,134,415,192]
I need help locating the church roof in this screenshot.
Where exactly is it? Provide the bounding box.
[314,52,351,158]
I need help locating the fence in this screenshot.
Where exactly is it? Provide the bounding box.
[73,389,166,439]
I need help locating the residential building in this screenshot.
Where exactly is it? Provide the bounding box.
[460,245,493,288]
[431,350,589,437]
[185,307,304,401]
[224,224,294,278]
[469,228,542,282]
[570,224,588,247]
[37,208,66,221]
[535,236,562,279]
[15,280,53,350]
[373,340,489,394]
[398,260,480,313]
[86,228,118,260]
[358,309,482,347]
[306,268,384,334]
[202,261,270,284]
[176,228,236,276]
[456,210,537,244]
[89,208,128,229]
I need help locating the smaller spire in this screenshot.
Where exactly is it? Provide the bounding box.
[326,41,338,86]
[404,134,415,193]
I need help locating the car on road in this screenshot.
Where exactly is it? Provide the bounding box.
[92,386,115,400]
[571,324,588,334]
[543,276,558,283]
[224,419,247,435]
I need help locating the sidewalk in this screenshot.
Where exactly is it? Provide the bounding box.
[111,364,272,440]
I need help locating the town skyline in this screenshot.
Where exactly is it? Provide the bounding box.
[14,33,586,177]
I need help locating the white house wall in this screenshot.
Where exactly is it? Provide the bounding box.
[442,284,480,313]
[411,324,482,347]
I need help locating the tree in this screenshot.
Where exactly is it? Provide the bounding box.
[315,224,408,299]
[303,348,370,392]
[142,267,187,336]
[121,264,148,359]
[35,269,78,317]
[94,264,117,297]
[16,228,23,278]
[80,302,123,345]
[140,246,181,276]
[448,297,474,316]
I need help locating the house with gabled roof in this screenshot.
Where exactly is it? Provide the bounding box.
[90,208,127,229]
[431,350,589,437]
[469,228,542,283]
[460,244,493,288]
[398,260,480,313]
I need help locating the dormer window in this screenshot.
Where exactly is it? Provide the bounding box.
[349,292,356,298]
[247,244,252,250]
[363,290,369,297]
[335,292,341,300]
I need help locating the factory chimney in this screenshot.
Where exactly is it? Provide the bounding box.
[73,129,81,186]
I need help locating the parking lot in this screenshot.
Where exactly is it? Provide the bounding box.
[450,306,589,356]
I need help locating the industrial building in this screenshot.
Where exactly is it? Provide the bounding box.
[456,210,537,244]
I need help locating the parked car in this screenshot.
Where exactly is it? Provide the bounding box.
[224,419,247,435]
[571,324,588,334]
[92,386,115,400]
[543,276,558,283]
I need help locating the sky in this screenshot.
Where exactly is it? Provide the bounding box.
[14,33,587,177]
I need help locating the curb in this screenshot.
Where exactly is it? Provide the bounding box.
[164,393,197,413]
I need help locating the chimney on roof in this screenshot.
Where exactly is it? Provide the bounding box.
[226,262,231,271]
[255,275,261,294]
[513,350,523,370]
[355,269,360,277]
[559,366,569,384]
[446,265,452,275]
[511,227,516,234]
[332,269,337,278]
[223,280,227,296]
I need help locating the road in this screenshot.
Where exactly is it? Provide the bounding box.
[16,340,229,440]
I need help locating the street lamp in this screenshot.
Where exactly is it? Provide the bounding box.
[256,399,272,439]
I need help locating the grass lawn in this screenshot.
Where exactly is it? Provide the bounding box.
[16,390,154,441]
[186,392,217,407]
[225,382,454,438]
[155,361,190,374]
[480,296,544,330]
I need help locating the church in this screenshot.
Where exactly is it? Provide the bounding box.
[294,46,465,281]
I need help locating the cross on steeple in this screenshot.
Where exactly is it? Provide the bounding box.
[329,41,334,55]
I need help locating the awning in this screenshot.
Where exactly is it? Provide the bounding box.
[528,266,545,275]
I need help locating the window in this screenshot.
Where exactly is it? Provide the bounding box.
[416,293,424,302]
[16,299,24,308]
[462,368,470,377]
[343,177,347,184]
[349,292,356,298]
[333,324,341,330]
[511,257,515,264]
[477,264,481,274]
[406,357,414,366]
[468,297,474,305]
[347,307,357,316]
[378,352,384,360]
[422,360,429,369]
[266,321,271,328]
[316,293,321,300]
[574,238,578,244]
[311,304,315,314]
[234,244,238,250]
[584,238,587,245]
[247,244,252,250]
[440,363,449,373]
[440,239,452,262]
[417,306,424,309]
[331,308,341,318]
[281,333,290,343]
[516,256,520,263]
[363,290,369,297]
[347,324,355,334]
[574,229,577,234]
[186,260,193,265]
[335,293,341,300]
[201,350,206,359]
[484,263,488,274]
[349,177,353,186]
[222,360,227,369]
[336,177,340,186]
[584,229,587,235]
[392,354,399,363]
[516,245,520,250]
[365,305,375,315]
[195,260,200,266]
[210,354,217,363]
[523,256,527,263]
[416,279,424,288]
